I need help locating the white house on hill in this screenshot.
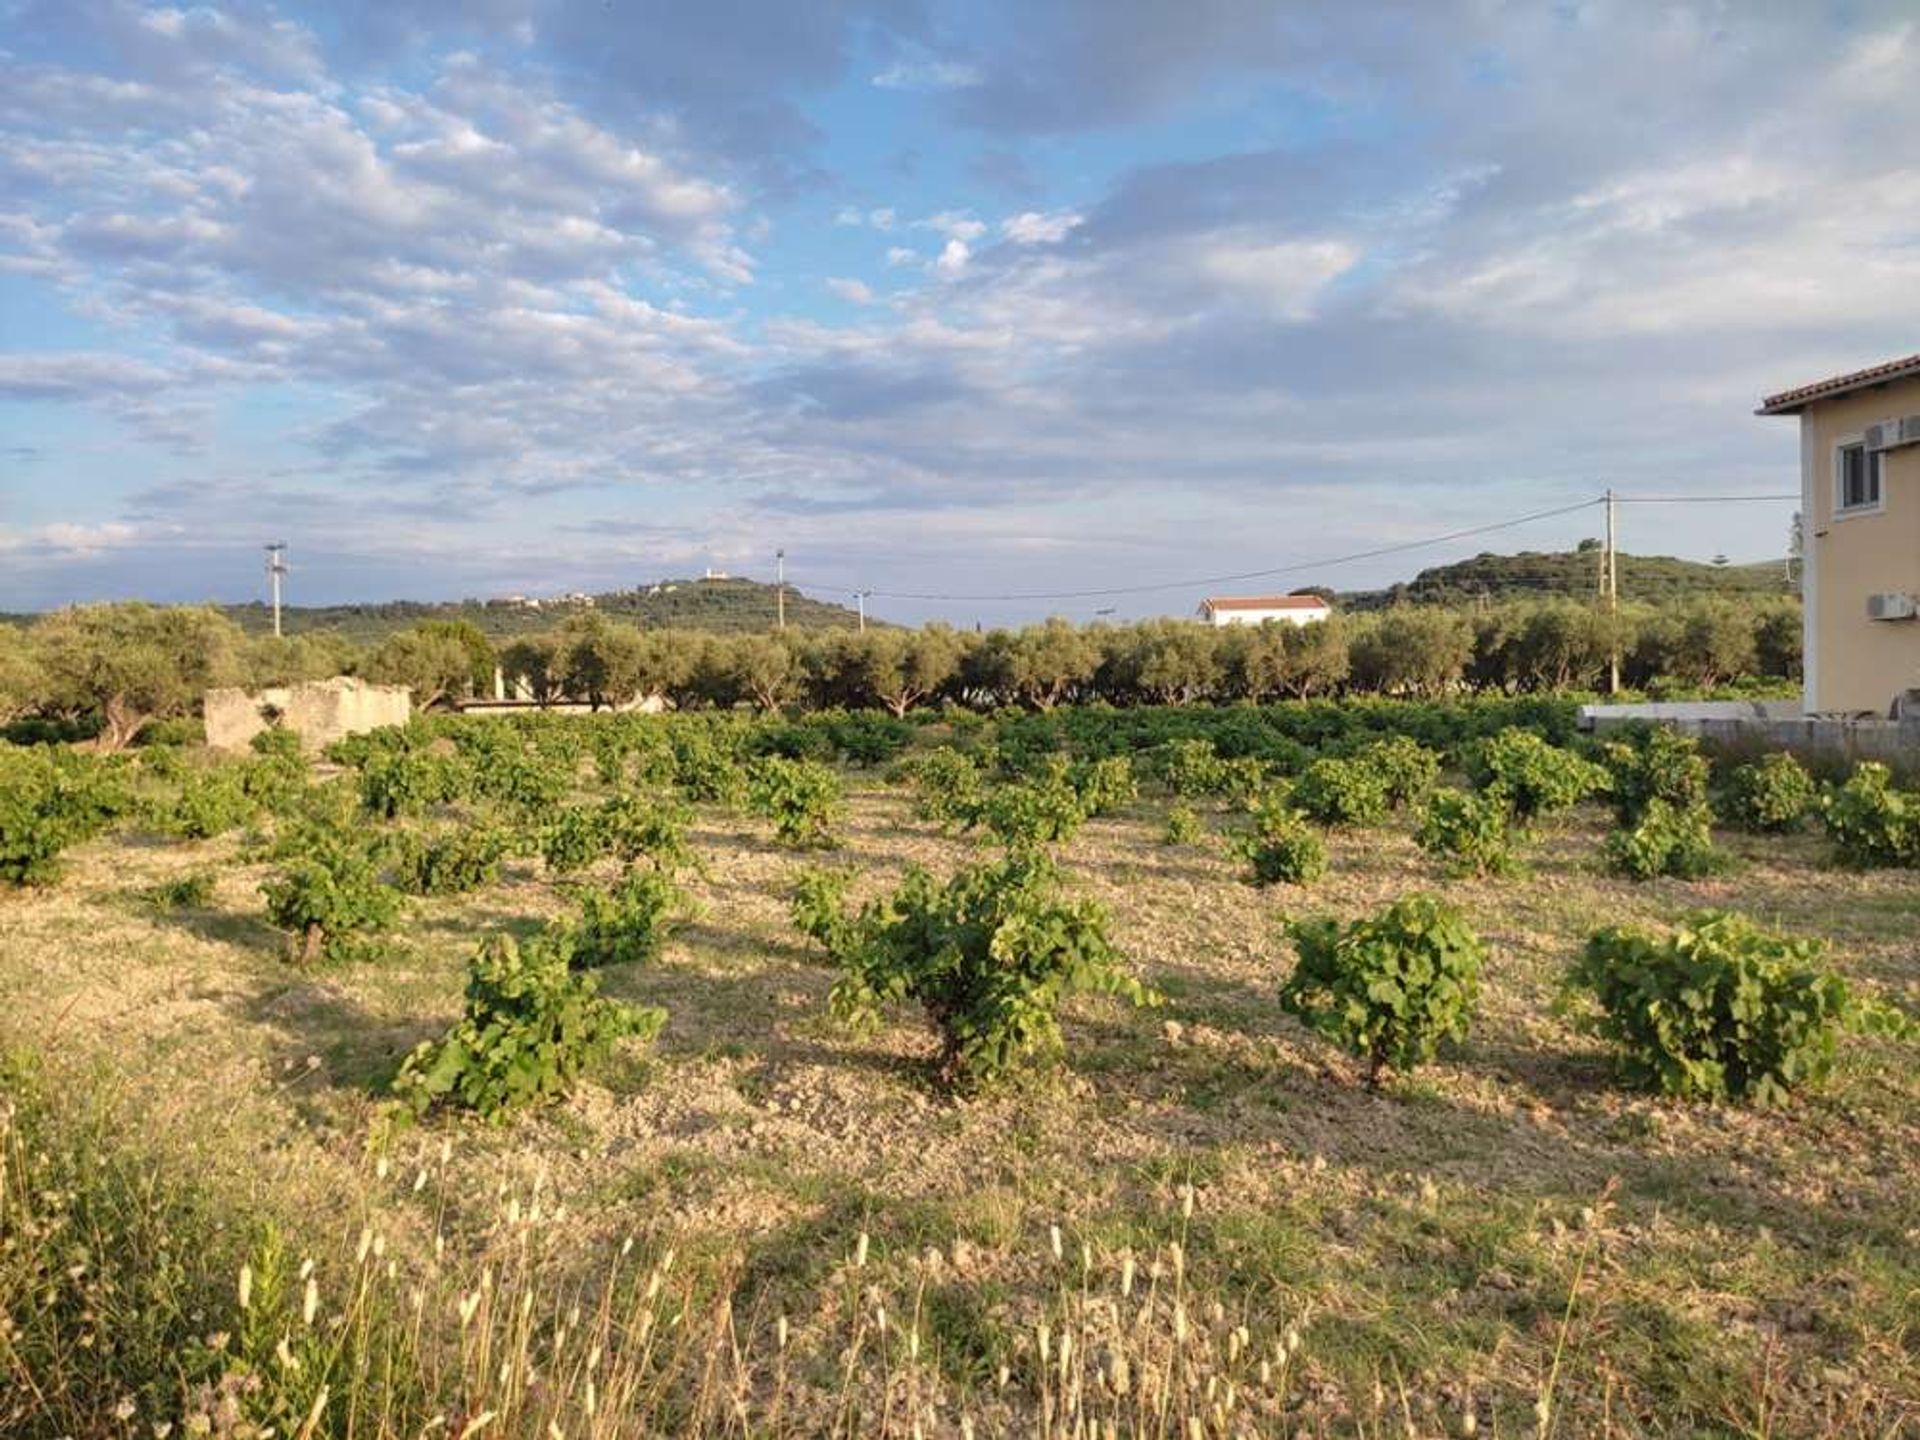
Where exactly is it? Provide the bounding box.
[1196,594,1332,627]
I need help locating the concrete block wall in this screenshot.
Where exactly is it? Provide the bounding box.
[205,677,412,755]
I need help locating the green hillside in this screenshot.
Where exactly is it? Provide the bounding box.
[218,577,871,641]
[1340,545,1796,610]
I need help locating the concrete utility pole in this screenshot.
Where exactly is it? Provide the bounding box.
[265,542,288,638]
[854,590,870,633]
[776,548,786,631]
[1604,490,1620,695]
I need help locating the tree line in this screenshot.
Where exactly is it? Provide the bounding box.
[0,593,1801,748]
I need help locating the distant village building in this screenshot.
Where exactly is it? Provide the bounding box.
[1196,594,1332,627]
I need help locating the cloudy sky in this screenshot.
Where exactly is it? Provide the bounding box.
[1,1,1915,623]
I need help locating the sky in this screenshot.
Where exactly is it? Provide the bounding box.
[1,0,1916,625]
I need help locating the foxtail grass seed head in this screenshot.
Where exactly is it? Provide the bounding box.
[909,1327,921,1360]
[777,1315,790,1351]
[1180,1184,1195,1220]
[1121,1251,1137,1298]
[1171,1241,1186,1280]
[439,1138,452,1166]
[303,1278,319,1327]
[1535,1396,1551,1428]
[1285,1326,1301,1356]
[276,1337,298,1371]
[414,1168,429,1194]
[299,1258,314,1281]
[1050,1224,1063,1263]
[1037,1323,1050,1365]
[998,1364,1010,1390]
[1462,1405,1478,1436]
[356,1228,373,1265]
[961,1418,975,1440]
[376,1156,390,1181]
[1173,1304,1189,1344]
[854,1232,870,1268]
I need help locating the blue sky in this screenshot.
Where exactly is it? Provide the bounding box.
[2,0,1915,624]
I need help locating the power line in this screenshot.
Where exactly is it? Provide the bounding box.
[791,496,1606,604]
[1612,494,1797,504]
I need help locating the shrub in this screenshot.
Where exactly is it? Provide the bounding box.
[1566,913,1853,1105]
[1416,788,1517,878]
[829,852,1156,1089]
[0,746,128,886]
[570,869,688,967]
[746,756,843,849]
[1069,755,1138,817]
[145,870,215,910]
[394,931,663,1120]
[359,748,470,819]
[821,711,915,767]
[971,770,1087,849]
[789,866,859,961]
[1162,803,1204,846]
[158,764,258,840]
[259,823,400,963]
[1603,798,1720,880]
[249,726,302,760]
[471,749,574,815]
[1720,752,1817,833]
[1291,756,1390,827]
[1473,728,1606,824]
[601,794,696,875]
[897,747,985,830]
[1152,738,1228,798]
[1603,727,1708,824]
[392,826,509,896]
[1279,894,1484,1085]
[1357,735,1442,809]
[1820,762,1920,869]
[539,805,613,874]
[670,729,744,805]
[1235,795,1327,886]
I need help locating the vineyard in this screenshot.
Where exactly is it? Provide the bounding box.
[2,701,1916,1438]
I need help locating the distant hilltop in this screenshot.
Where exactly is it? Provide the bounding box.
[218,576,873,641]
[1338,545,1795,612]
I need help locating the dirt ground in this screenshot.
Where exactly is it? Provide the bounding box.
[3,780,1915,1436]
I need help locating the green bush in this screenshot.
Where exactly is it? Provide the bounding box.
[1473,728,1606,824]
[1603,798,1720,880]
[1720,752,1816,833]
[359,748,470,819]
[1357,735,1442,809]
[394,931,663,1120]
[1069,755,1138,817]
[1279,894,1484,1085]
[897,746,985,830]
[600,794,696,875]
[248,726,302,760]
[1151,737,1228,798]
[570,869,688,967]
[0,745,128,887]
[669,729,745,805]
[1290,756,1390,827]
[1416,788,1517,878]
[157,764,258,840]
[259,822,400,963]
[829,852,1156,1090]
[1235,795,1327,886]
[970,768,1087,849]
[391,826,508,896]
[145,870,215,910]
[790,866,859,961]
[539,804,614,874]
[1820,762,1919,869]
[745,756,843,849]
[1161,803,1204,846]
[1566,912,1852,1105]
[1603,727,1708,824]
[470,749,574,815]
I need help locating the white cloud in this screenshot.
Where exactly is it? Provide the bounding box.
[1002,211,1083,245]
[932,238,971,277]
[826,276,875,304]
[920,211,987,243]
[872,59,982,92]
[885,246,918,267]
[1191,238,1358,320]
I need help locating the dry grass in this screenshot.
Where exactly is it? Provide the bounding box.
[1,778,1915,1437]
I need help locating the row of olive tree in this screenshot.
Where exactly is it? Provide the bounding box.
[0,594,1799,744]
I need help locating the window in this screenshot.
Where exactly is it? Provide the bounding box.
[1836,442,1883,514]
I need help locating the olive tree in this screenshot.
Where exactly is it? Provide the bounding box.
[34,603,244,748]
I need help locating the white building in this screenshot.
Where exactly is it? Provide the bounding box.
[1196,594,1333,627]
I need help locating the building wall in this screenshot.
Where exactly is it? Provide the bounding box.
[1799,378,1920,714]
[1204,607,1331,628]
[205,677,412,755]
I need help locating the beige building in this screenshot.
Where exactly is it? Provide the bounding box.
[1760,354,1920,716]
[1196,594,1332,627]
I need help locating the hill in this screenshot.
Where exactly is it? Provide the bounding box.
[1339,546,1796,611]
[218,577,872,641]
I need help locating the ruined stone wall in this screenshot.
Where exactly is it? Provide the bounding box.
[204,677,412,755]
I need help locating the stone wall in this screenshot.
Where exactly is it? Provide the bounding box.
[1579,701,1920,769]
[204,677,412,755]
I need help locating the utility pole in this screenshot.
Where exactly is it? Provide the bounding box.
[776,548,786,631]
[854,590,870,633]
[1604,490,1620,695]
[265,542,288,638]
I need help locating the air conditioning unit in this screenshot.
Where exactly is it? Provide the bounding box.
[1865,415,1920,450]
[1865,592,1918,621]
